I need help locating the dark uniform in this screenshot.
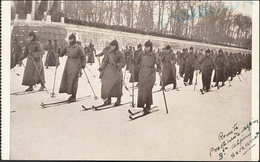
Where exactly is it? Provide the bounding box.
[20,31,45,91]
[45,40,60,68]
[86,43,96,64]
[199,49,215,91]
[226,53,235,81]
[214,49,227,87]
[59,34,86,102]
[137,40,161,113]
[184,47,197,85]
[11,39,23,69]
[160,45,177,89]
[123,47,131,71]
[129,44,142,83]
[99,39,125,106]
[179,48,187,77]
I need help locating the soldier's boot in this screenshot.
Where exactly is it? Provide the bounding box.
[230,76,233,81]
[143,105,151,114]
[104,97,111,105]
[38,83,45,91]
[68,94,76,103]
[173,84,176,89]
[160,86,165,90]
[26,86,33,92]
[222,82,225,87]
[114,97,121,106]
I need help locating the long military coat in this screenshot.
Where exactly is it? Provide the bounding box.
[214,53,227,82]
[59,44,86,95]
[199,55,215,89]
[100,49,125,99]
[22,40,45,86]
[137,51,160,108]
[160,51,177,86]
[86,45,96,63]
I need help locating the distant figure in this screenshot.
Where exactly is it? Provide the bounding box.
[213,49,227,88]
[183,47,197,85]
[85,42,96,65]
[20,31,45,91]
[129,44,142,83]
[11,38,23,69]
[160,45,177,90]
[44,40,59,68]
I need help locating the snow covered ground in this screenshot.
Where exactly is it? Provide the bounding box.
[10,52,252,160]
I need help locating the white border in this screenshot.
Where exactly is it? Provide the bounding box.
[251,1,259,161]
[1,1,11,160]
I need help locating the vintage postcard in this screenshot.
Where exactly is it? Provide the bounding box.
[1,1,259,160]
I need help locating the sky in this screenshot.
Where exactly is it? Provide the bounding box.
[224,1,253,17]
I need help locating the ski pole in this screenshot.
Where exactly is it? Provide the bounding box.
[237,74,242,81]
[157,54,169,114]
[171,61,180,91]
[194,70,198,91]
[85,64,96,78]
[50,66,58,98]
[29,55,49,93]
[131,53,135,108]
[12,68,21,76]
[82,68,98,100]
[123,66,127,81]
[158,71,169,114]
[228,77,232,87]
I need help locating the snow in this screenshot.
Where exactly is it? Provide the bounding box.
[10,52,252,160]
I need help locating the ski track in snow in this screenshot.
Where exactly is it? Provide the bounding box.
[10,52,252,160]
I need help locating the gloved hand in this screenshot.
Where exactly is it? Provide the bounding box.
[98,68,103,72]
[156,68,161,73]
[33,57,40,62]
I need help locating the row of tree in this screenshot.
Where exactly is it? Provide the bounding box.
[11,1,252,49]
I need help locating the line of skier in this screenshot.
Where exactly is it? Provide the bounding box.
[11,31,252,113]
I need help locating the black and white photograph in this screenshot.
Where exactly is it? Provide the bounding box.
[1,0,259,161]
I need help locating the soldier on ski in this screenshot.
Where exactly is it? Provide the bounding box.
[58,33,86,102]
[199,49,215,92]
[129,44,142,83]
[98,39,125,106]
[183,47,197,86]
[137,40,161,113]
[160,45,177,90]
[20,31,45,92]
